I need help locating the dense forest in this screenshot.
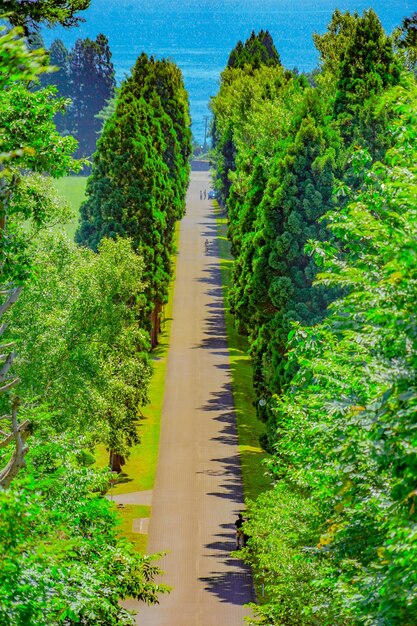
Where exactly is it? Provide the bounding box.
[210,10,417,625]
[0,1,190,624]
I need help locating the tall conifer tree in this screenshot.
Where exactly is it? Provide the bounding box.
[77,54,191,346]
[66,34,115,158]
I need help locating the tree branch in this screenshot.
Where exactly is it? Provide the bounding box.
[0,287,22,319]
[0,343,15,353]
[0,377,20,393]
[0,352,15,382]
[0,419,30,448]
[0,398,29,489]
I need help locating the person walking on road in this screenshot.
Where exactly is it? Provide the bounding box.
[235,513,245,549]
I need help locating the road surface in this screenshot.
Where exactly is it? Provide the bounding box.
[127,171,255,626]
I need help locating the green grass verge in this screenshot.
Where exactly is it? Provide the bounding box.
[51,176,88,239]
[114,504,150,554]
[214,204,271,502]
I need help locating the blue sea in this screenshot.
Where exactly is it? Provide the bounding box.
[42,0,411,142]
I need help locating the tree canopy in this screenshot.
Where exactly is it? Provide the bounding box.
[211,10,417,623]
[1,0,91,35]
[77,52,191,346]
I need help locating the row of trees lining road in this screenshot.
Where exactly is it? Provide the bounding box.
[41,35,116,159]
[211,12,417,625]
[76,52,192,347]
[0,3,189,621]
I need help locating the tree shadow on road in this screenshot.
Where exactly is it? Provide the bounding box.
[205,453,244,503]
[199,566,255,606]
[200,525,255,606]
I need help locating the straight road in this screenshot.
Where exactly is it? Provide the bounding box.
[129,171,254,625]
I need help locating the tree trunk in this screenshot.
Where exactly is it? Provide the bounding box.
[109,451,125,473]
[150,302,163,349]
[0,397,30,488]
[0,287,29,488]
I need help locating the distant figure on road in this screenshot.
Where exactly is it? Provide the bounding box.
[235,513,245,548]
[204,189,207,200]
[200,190,203,200]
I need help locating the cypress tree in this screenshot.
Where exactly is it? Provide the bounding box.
[77,54,191,346]
[41,39,71,134]
[334,9,400,140]
[67,34,116,159]
[212,30,281,206]
[227,30,280,70]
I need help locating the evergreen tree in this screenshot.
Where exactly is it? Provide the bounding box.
[334,9,401,145]
[396,12,417,72]
[77,54,191,345]
[66,34,115,159]
[313,9,358,77]
[229,89,340,441]
[211,30,282,206]
[244,84,417,625]
[227,30,280,70]
[41,39,71,134]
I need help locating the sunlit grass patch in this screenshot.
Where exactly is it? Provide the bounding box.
[113,503,150,554]
[51,176,87,239]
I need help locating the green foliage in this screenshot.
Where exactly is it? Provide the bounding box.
[210,53,291,205]
[394,12,417,73]
[68,35,116,159]
[0,448,167,625]
[334,10,401,144]
[76,53,191,343]
[1,0,91,35]
[0,9,168,622]
[228,88,341,431]
[313,9,358,77]
[5,233,151,459]
[227,30,280,70]
[212,8,417,624]
[0,27,80,283]
[41,34,116,159]
[244,486,346,625]
[0,24,48,87]
[243,83,417,625]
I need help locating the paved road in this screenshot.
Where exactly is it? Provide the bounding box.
[127,171,254,625]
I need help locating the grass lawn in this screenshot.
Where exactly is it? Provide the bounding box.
[214,204,271,502]
[51,176,88,239]
[114,504,150,555]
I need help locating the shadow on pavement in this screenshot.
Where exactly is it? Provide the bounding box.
[195,206,256,609]
[199,568,255,606]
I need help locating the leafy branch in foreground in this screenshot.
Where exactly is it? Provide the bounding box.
[0,24,79,487]
[0,448,169,626]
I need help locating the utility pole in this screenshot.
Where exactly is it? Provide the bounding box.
[202,115,210,153]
